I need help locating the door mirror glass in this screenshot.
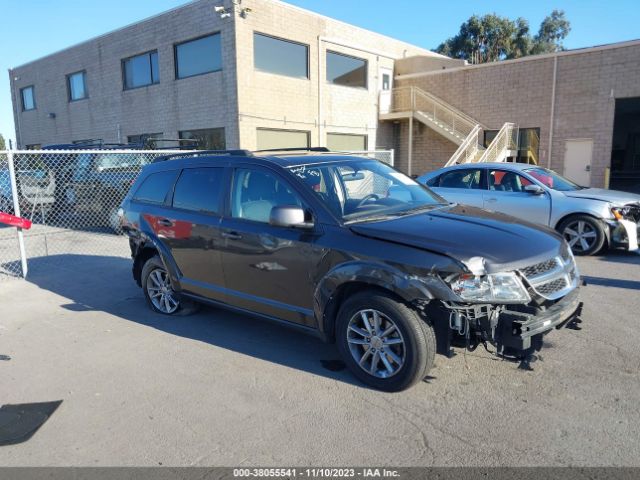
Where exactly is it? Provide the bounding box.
[269,205,313,229]
[524,184,545,195]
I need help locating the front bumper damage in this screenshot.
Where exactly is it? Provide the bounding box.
[429,287,583,359]
[609,219,639,251]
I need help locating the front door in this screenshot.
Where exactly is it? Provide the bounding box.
[564,139,593,187]
[219,166,318,327]
[483,169,551,225]
[378,67,393,114]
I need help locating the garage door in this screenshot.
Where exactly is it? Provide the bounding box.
[256,128,310,150]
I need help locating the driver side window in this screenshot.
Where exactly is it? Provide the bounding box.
[231,169,303,223]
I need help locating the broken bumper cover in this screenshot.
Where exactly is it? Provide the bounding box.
[497,287,582,352]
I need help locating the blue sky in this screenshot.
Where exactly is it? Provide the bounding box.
[1,0,639,146]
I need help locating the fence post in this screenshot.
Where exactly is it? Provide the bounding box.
[6,149,28,278]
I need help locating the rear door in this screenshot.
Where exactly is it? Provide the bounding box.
[219,165,318,326]
[428,168,486,208]
[162,166,227,302]
[483,168,551,225]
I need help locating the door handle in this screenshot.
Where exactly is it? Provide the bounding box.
[222,231,242,240]
[158,218,174,227]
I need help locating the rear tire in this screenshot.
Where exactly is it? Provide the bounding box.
[141,255,199,315]
[336,291,435,392]
[557,214,606,256]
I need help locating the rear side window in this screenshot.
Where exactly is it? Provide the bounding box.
[172,167,224,214]
[133,170,178,204]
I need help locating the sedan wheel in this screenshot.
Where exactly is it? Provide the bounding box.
[559,215,606,256]
[347,309,406,379]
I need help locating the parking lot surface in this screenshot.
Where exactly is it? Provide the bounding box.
[0,247,639,466]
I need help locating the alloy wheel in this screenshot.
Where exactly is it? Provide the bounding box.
[563,220,598,252]
[346,309,406,379]
[146,268,180,314]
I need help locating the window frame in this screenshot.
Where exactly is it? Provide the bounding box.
[326,50,368,89]
[132,170,179,206]
[67,70,88,102]
[170,166,225,216]
[121,50,160,91]
[227,166,309,226]
[174,32,223,80]
[256,128,311,150]
[253,32,310,79]
[437,168,487,190]
[326,132,368,151]
[20,85,36,111]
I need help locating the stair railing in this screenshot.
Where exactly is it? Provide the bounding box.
[444,125,483,167]
[476,122,518,163]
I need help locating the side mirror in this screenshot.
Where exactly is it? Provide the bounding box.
[524,184,545,195]
[269,205,313,229]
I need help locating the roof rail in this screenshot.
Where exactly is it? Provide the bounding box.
[254,147,330,153]
[152,150,254,163]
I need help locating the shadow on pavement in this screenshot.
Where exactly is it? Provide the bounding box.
[583,276,640,290]
[18,254,360,388]
[595,250,640,265]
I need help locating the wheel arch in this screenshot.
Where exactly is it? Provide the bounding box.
[314,261,448,343]
[554,211,611,247]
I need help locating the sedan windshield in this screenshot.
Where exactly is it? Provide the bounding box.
[524,167,583,191]
[288,159,446,222]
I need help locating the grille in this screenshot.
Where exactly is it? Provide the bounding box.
[520,258,558,278]
[535,278,568,296]
[518,253,578,301]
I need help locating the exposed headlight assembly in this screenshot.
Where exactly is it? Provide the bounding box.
[449,272,531,304]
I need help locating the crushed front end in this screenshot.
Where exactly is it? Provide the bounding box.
[422,244,583,360]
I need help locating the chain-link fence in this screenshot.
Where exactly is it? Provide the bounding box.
[0,149,187,280]
[0,148,394,281]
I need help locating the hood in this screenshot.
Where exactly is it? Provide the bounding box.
[350,204,564,273]
[563,188,640,205]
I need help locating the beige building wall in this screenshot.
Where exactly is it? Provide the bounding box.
[10,0,239,148]
[234,0,441,151]
[394,41,640,187]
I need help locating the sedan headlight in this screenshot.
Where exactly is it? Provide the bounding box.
[449,272,531,304]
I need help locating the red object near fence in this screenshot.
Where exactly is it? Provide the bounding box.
[0,212,32,230]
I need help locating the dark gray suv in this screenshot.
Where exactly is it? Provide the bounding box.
[120,150,583,391]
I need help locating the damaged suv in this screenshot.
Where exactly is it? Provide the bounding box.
[120,150,582,391]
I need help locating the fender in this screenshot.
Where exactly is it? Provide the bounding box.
[135,214,183,292]
[313,260,456,339]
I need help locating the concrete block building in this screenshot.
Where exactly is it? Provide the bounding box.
[9,0,640,191]
[8,0,442,153]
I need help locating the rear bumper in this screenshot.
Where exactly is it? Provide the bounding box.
[497,287,582,352]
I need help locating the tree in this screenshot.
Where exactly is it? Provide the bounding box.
[436,11,570,63]
[0,134,5,150]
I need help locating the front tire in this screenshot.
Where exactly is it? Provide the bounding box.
[336,291,436,392]
[558,215,606,256]
[141,255,198,315]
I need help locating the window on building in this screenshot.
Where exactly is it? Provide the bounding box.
[67,71,87,101]
[21,86,35,111]
[327,133,367,151]
[179,128,225,150]
[253,33,309,79]
[132,170,178,205]
[256,128,310,150]
[127,133,163,147]
[173,167,224,215]
[326,51,367,88]
[175,34,222,79]
[25,144,42,150]
[123,51,159,90]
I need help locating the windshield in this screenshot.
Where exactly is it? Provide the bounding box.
[288,159,446,222]
[524,167,583,191]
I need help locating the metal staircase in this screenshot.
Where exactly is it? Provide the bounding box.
[379,86,518,167]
